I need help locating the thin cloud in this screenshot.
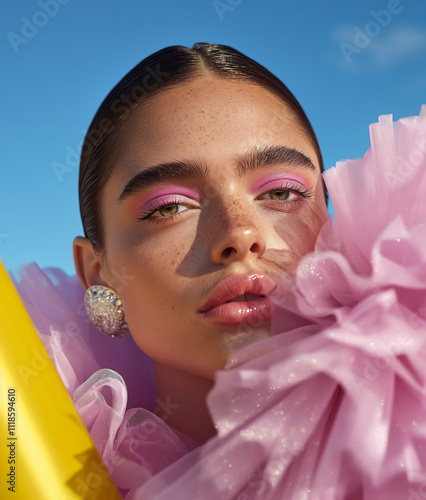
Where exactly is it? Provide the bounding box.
[369,26,426,69]
[333,24,426,72]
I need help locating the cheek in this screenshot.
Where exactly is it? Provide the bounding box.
[112,247,186,359]
[269,201,329,271]
[106,224,197,312]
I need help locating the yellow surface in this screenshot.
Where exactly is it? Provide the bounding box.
[0,260,122,499]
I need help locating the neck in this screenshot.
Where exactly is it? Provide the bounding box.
[153,362,217,444]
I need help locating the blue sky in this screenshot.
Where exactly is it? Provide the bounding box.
[1,0,425,275]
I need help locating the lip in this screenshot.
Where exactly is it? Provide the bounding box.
[198,273,276,325]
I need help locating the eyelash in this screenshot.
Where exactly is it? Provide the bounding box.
[138,197,193,222]
[139,182,313,223]
[257,181,313,203]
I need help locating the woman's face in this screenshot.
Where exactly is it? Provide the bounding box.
[97,77,328,380]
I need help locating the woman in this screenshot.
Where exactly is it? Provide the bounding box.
[73,43,328,444]
[16,43,426,499]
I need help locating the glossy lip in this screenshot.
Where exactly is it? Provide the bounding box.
[198,273,276,325]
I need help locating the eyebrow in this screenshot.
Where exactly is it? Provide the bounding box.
[117,145,316,202]
[117,160,208,201]
[236,145,316,177]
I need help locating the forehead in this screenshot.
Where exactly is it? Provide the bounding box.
[113,77,318,182]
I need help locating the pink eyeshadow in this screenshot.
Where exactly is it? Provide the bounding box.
[249,173,309,193]
[138,185,201,207]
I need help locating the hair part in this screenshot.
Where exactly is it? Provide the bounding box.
[79,43,326,251]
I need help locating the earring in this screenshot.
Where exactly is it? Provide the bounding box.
[84,285,129,338]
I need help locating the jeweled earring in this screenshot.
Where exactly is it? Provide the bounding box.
[84,285,129,338]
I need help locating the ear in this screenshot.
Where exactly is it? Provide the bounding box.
[73,236,105,290]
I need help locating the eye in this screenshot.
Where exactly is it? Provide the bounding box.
[257,181,313,206]
[267,190,296,201]
[138,197,197,222]
[157,203,186,217]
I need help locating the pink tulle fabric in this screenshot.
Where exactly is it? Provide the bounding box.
[14,107,426,499]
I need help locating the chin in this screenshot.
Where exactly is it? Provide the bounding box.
[221,325,271,359]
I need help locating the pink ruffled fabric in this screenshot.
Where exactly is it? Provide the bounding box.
[13,266,199,498]
[130,107,426,499]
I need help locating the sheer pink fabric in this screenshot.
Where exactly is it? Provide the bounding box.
[14,107,426,498]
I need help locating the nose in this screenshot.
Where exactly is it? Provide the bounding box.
[208,205,266,265]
